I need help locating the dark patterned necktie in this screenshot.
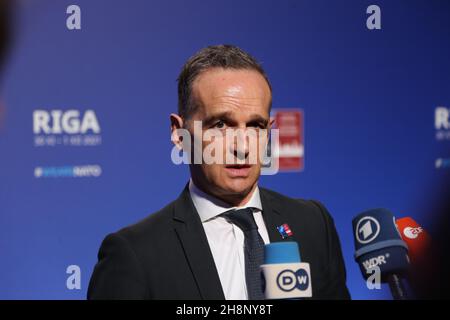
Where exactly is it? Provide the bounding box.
[225,207,265,300]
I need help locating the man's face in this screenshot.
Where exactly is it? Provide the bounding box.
[185,68,272,202]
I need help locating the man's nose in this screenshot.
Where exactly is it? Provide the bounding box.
[231,129,249,161]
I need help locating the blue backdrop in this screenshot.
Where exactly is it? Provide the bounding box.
[1,0,449,299]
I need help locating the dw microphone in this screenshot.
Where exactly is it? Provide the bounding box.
[261,242,312,299]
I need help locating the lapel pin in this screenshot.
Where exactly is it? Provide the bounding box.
[277,223,293,239]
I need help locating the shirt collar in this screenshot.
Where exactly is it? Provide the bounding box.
[188,179,263,223]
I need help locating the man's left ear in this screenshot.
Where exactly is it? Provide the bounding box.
[170,113,184,150]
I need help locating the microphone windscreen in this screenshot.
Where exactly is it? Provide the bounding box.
[352,208,409,281]
[264,242,301,264]
[396,217,432,264]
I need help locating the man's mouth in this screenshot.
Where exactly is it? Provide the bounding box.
[224,164,252,177]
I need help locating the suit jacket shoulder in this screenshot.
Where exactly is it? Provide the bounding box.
[88,189,224,300]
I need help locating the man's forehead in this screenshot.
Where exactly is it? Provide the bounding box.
[191,69,271,117]
[192,69,271,102]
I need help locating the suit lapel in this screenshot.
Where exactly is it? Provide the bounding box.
[260,188,295,243]
[172,185,225,300]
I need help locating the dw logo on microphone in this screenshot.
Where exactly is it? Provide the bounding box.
[276,268,310,292]
[355,216,380,244]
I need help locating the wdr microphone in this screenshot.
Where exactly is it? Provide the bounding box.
[352,209,410,300]
[261,242,312,299]
[396,217,432,265]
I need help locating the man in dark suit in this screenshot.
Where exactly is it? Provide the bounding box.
[88,44,350,300]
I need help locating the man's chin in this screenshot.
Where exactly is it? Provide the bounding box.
[219,179,256,197]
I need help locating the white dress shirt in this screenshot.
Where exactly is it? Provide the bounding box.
[188,179,270,300]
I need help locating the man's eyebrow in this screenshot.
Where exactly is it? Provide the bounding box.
[202,112,269,126]
[203,111,235,126]
[247,115,269,126]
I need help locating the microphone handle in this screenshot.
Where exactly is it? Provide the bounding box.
[387,274,408,300]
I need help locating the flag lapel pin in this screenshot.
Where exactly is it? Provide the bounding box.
[277,223,293,239]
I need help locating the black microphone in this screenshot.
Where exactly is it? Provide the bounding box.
[352,208,410,300]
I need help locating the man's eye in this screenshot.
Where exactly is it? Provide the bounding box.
[214,120,226,129]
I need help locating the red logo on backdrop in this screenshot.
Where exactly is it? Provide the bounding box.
[273,109,304,172]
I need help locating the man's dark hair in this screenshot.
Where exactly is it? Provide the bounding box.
[177,44,272,119]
